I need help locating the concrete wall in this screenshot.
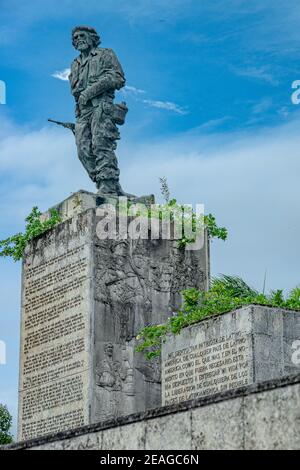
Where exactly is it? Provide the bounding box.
[3,374,300,450]
[162,305,300,406]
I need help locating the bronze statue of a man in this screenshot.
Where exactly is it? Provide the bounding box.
[69,26,128,196]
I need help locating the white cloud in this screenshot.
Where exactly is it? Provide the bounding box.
[122,85,146,95]
[142,99,188,115]
[232,66,280,86]
[120,85,188,116]
[277,106,290,119]
[52,68,70,81]
[0,120,94,230]
[197,116,232,130]
[251,98,273,115]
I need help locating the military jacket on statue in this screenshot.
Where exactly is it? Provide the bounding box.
[69,48,126,195]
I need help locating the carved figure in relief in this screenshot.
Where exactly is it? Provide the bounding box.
[95,343,135,420]
[96,342,116,389]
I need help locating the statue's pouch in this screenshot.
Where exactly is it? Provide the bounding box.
[112,102,128,125]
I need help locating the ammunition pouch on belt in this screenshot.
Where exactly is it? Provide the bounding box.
[91,97,128,125]
[112,102,128,126]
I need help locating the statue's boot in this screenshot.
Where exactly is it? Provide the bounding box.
[115,182,136,199]
[97,179,135,200]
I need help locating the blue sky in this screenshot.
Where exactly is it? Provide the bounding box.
[0,0,300,437]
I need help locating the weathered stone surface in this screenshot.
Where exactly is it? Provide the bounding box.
[191,398,244,450]
[162,306,300,406]
[30,432,102,450]
[145,412,192,450]
[18,192,210,441]
[244,385,300,450]
[48,190,97,222]
[18,210,94,441]
[102,422,146,451]
[5,374,300,450]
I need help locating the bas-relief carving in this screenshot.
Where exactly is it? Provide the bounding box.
[94,236,206,312]
[93,241,205,357]
[95,343,135,421]
[135,357,161,384]
[92,237,207,419]
[94,238,206,308]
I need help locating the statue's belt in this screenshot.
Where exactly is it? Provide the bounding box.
[79,99,128,125]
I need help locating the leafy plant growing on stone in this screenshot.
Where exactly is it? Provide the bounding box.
[0,404,13,445]
[158,177,227,248]
[0,207,61,261]
[159,176,170,203]
[136,275,300,360]
[120,177,227,248]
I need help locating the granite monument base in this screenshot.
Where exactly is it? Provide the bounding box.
[18,191,210,441]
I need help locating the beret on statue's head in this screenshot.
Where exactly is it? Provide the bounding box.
[72,26,101,47]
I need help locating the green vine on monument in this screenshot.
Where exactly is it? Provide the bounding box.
[0,207,61,262]
[158,177,228,248]
[176,211,228,249]
[136,275,300,360]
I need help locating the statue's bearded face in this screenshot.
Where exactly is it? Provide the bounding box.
[73,30,93,52]
[105,344,114,358]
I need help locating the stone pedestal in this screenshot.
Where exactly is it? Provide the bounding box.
[162,305,300,406]
[18,191,210,441]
